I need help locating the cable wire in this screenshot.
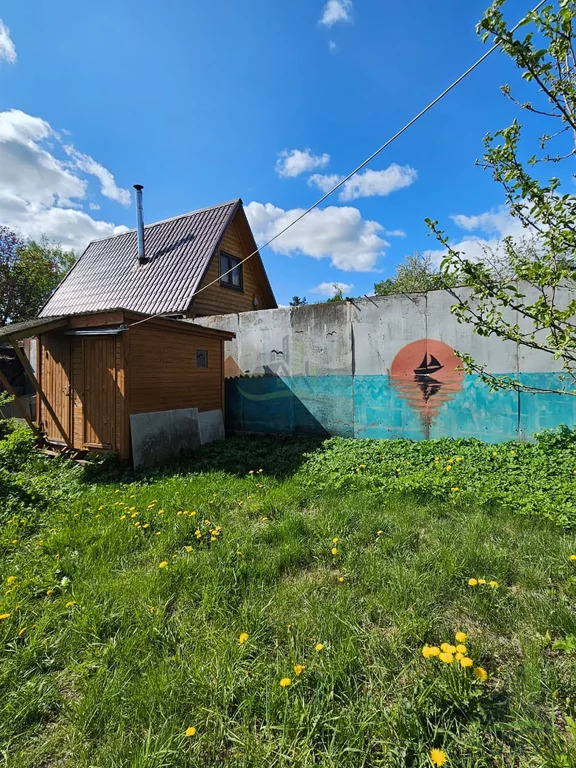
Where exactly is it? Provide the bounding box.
[129,0,547,328]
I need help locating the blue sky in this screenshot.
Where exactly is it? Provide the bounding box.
[0,0,543,305]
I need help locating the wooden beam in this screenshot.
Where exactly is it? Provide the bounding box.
[9,339,72,447]
[0,366,42,438]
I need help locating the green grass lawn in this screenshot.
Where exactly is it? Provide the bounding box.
[1,425,576,767]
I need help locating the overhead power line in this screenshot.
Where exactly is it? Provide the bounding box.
[130,0,547,328]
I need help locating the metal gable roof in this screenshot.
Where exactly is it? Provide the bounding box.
[39,199,241,318]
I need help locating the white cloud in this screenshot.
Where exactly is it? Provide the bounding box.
[0,19,16,64]
[308,164,418,201]
[319,0,353,27]
[245,200,389,272]
[311,281,354,297]
[0,109,129,252]
[64,146,131,206]
[328,40,339,53]
[275,148,330,178]
[423,205,530,266]
[385,228,406,238]
[308,173,343,194]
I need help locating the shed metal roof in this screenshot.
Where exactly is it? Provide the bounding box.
[40,199,243,318]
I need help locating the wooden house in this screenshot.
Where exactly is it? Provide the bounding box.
[0,310,234,460]
[40,199,276,319]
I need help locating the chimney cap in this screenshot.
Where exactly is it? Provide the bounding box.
[133,184,144,191]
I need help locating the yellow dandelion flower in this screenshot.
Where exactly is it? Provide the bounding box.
[46,588,55,596]
[427,646,440,657]
[478,579,486,585]
[134,521,141,528]
[456,456,462,461]
[185,726,196,737]
[455,644,467,655]
[332,537,339,544]
[239,632,249,644]
[331,547,338,556]
[143,523,150,529]
[455,652,464,661]
[455,631,467,643]
[489,580,499,588]
[434,456,440,462]
[0,613,11,620]
[338,576,344,583]
[460,656,473,668]
[445,465,452,471]
[279,677,291,687]
[294,664,305,675]
[204,519,210,525]
[451,487,459,492]
[177,511,183,516]
[159,561,168,569]
[569,554,576,561]
[155,531,162,536]
[474,666,488,681]
[120,514,126,520]
[430,748,447,767]
[439,652,454,664]
[65,601,76,608]
[440,643,456,654]
[186,546,193,553]
[190,510,197,516]
[468,578,478,586]
[377,530,383,536]
[315,643,324,652]
[6,576,16,584]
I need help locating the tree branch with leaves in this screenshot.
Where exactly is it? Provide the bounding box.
[427,0,576,396]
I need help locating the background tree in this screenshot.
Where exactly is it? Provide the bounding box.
[428,0,576,396]
[289,296,308,306]
[0,227,75,325]
[374,252,459,296]
[326,286,345,303]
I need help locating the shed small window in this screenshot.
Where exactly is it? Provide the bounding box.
[220,251,243,290]
[196,349,208,368]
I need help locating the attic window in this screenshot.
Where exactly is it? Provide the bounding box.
[220,251,243,291]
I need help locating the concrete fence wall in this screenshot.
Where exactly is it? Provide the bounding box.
[195,284,576,442]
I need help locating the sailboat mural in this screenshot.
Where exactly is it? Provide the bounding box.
[390,340,464,430]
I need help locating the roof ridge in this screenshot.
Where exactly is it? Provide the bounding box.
[87,198,242,245]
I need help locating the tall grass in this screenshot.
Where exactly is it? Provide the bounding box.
[0,426,575,766]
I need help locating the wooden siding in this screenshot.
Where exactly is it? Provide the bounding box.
[127,325,224,415]
[40,331,125,456]
[38,333,72,444]
[72,336,118,450]
[192,217,264,316]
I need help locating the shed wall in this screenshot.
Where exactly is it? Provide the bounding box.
[127,324,224,416]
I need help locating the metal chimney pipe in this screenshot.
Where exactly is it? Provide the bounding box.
[133,184,146,264]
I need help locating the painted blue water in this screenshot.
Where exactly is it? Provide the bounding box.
[225,373,576,441]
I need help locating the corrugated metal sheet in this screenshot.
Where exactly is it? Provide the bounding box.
[40,200,240,318]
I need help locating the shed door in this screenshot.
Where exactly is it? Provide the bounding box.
[40,334,72,444]
[73,336,117,450]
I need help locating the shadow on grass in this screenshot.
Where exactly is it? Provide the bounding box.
[81,436,326,485]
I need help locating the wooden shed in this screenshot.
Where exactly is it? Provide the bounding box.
[0,309,234,460]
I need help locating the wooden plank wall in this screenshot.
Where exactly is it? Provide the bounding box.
[127,325,223,415]
[192,217,265,316]
[38,333,71,443]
